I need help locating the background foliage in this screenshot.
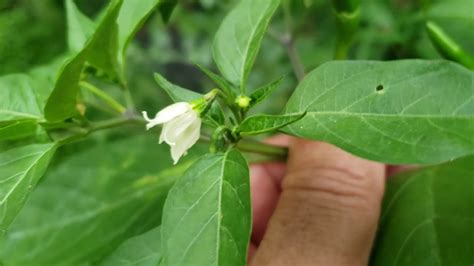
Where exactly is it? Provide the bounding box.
[0,0,473,265]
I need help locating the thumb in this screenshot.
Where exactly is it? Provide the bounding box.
[251,139,385,266]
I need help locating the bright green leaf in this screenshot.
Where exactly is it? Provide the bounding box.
[212,0,280,91]
[44,0,122,122]
[238,112,305,136]
[195,63,236,98]
[371,155,474,265]
[101,226,162,266]
[284,60,474,164]
[66,0,95,53]
[154,72,201,102]
[161,149,251,266]
[0,136,203,265]
[0,120,38,141]
[117,0,161,70]
[0,143,57,232]
[249,76,284,108]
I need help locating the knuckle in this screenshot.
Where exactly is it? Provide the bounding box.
[282,166,384,212]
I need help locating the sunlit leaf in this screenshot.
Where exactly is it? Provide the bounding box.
[0,143,57,231]
[161,149,251,266]
[284,60,474,164]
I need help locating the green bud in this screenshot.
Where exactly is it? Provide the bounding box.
[235,95,251,109]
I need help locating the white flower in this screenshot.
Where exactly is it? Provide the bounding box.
[142,102,201,164]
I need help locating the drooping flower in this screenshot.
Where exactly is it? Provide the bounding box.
[142,102,201,164]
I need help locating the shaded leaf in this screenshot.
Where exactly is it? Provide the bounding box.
[0,136,204,265]
[238,112,305,136]
[371,155,474,265]
[284,60,474,164]
[101,226,162,266]
[161,149,251,266]
[212,0,280,91]
[195,63,236,97]
[0,143,57,231]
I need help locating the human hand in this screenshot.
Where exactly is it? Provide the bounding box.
[248,136,397,266]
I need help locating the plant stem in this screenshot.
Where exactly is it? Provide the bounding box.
[79,81,126,114]
[236,138,288,159]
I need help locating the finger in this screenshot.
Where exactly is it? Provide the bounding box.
[250,164,281,244]
[251,139,385,266]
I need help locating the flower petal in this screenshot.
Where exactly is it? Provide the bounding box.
[142,102,191,129]
[162,111,198,145]
[170,118,201,164]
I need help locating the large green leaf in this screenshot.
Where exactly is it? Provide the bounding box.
[284,60,474,164]
[212,0,280,91]
[44,0,122,122]
[117,0,161,69]
[66,0,95,53]
[101,226,162,266]
[0,59,65,139]
[45,0,162,122]
[0,143,57,232]
[161,149,251,266]
[0,136,203,265]
[371,155,474,265]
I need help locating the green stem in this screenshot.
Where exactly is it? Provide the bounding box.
[236,138,288,159]
[79,81,126,114]
[58,116,144,145]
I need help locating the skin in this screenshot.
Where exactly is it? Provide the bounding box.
[248,136,408,266]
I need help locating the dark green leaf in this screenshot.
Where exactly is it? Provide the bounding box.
[371,155,474,266]
[154,72,201,102]
[238,112,305,136]
[249,76,284,108]
[161,149,251,266]
[0,143,57,231]
[284,60,474,164]
[101,226,162,266]
[0,136,204,265]
[212,0,280,91]
[158,0,177,23]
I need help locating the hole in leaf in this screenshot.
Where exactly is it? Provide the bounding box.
[376,84,384,92]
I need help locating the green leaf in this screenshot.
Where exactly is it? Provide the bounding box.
[66,0,95,53]
[161,149,251,266]
[157,0,177,23]
[0,136,203,265]
[154,72,201,102]
[195,63,236,98]
[117,0,161,69]
[45,0,162,122]
[0,143,57,232]
[238,112,305,136]
[371,155,474,266]
[249,76,284,108]
[154,72,225,127]
[212,0,280,91]
[283,60,474,164]
[0,120,38,141]
[44,0,123,122]
[101,226,162,266]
